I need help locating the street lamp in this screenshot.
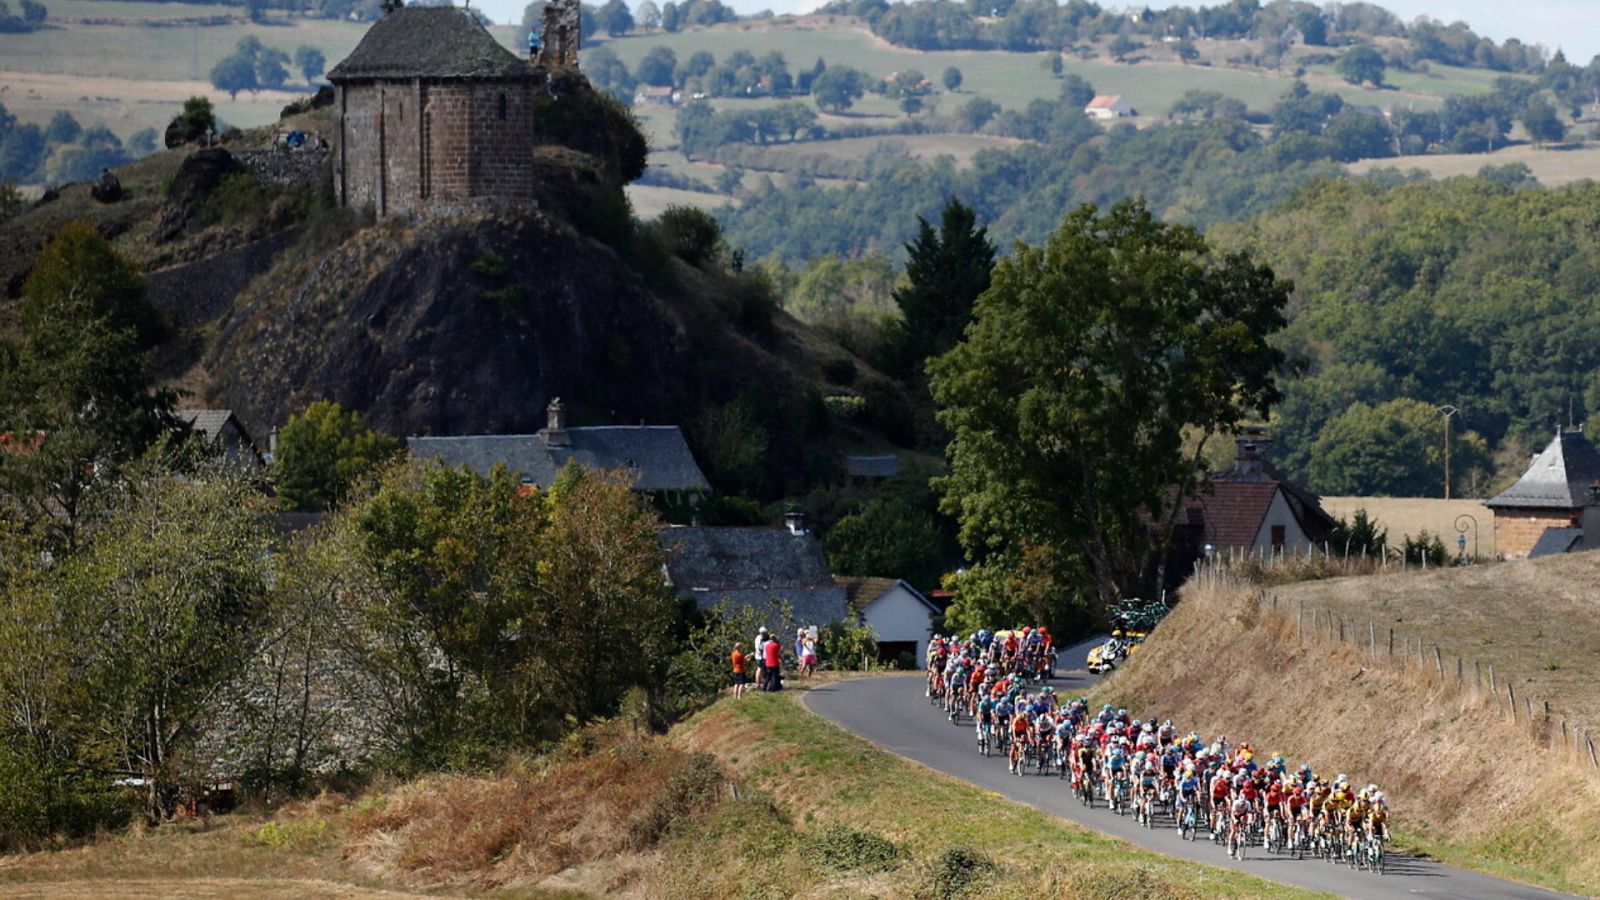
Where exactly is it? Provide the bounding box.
[1436,405,1460,500]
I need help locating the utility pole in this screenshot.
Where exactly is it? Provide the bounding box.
[1436,405,1459,500]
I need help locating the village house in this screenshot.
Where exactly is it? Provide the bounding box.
[1485,429,1600,559]
[835,577,941,665]
[1177,428,1337,558]
[1085,94,1136,119]
[633,85,678,107]
[659,512,850,628]
[177,409,263,471]
[406,399,710,495]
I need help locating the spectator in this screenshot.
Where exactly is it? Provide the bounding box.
[763,629,782,691]
[801,632,818,677]
[754,626,769,688]
[730,642,750,699]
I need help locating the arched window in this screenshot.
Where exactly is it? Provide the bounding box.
[497,93,508,121]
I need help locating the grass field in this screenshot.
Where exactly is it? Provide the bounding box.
[1321,496,1497,558]
[1349,142,1600,186]
[628,183,729,218]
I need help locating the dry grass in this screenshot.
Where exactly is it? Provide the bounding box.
[1098,569,1600,896]
[1348,143,1600,187]
[1321,496,1497,557]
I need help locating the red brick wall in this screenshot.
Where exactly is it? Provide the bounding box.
[1492,507,1579,559]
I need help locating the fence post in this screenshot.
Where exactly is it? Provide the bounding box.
[1475,660,1481,690]
[1489,664,1497,696]
[1434,647,1444,679]
[1370,621,1377,656]
[1508,682,1517,719]
[1388,628,1394,657]
[1456,656,1463,689]
[1589,737,1598,768]
[1338,619,1345,643]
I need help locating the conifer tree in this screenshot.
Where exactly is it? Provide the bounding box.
[891,198,995,378]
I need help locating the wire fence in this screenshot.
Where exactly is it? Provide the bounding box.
[1190,564,1599,770]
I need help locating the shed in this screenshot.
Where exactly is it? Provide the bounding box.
[836,576,940,665]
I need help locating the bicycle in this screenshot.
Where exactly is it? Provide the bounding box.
[976,720,991,757]
[1178,797,1199,841]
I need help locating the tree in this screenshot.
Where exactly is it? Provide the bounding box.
[294,45,326,84]
[165,96,216,148]
[1523,97,1567,144]
[812,65,867,113]
[825,498,945,591]
[890,197,994,376]
[1306,399,1490,497]
[0,223,177,551]
[635,0,660,29]
[660,0,680,31]
[900,95,923,115]
[60,468,273,820]
[930,200,1288,613]
[210,53,256,100]
[256,46,291,90]
[43,110,80,146]
[596,0,633,36]
[1335,44,1386,86]
[1108,33,1139,62]
[1173,38,1199,63]
[272,400,402,512]
[957,96,1000,131]
[942,65,963,92]
[636,44,677,86]
[1059,73,1096,108]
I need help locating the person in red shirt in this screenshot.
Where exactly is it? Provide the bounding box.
[763,633,782,691]
[730,644,750,699]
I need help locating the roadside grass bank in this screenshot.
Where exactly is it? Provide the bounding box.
[1097,571,1600,898]
[1,679,1331,899]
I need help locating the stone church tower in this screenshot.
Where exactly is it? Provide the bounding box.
[328,5,554,217]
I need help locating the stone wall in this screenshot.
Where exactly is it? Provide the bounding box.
[237,148,329,189]
[337,78,539,217]
[1492,507,1578,559]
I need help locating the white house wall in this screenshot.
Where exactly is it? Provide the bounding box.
[861,583,936,662]
[1251,488,1311,553]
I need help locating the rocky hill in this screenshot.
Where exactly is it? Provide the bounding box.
[0,83,902,498]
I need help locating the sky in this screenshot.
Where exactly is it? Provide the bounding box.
[479,0,1600,64]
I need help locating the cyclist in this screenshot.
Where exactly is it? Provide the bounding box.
[975,693,996,755]
[1008,705,1032,775]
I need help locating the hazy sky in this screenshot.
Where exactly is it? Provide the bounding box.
[478,0,1599,64]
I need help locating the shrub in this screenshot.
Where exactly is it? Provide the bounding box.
[926,844,996,899]
[802,825,900,872]
[626,752,724,848]
[656,205,723,267]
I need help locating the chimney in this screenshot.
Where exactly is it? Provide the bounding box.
[784,510,807,536]
[1234,426,1270,474]
[542,397,570,447]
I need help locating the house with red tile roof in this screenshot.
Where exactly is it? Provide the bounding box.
[1178,428,1337,556]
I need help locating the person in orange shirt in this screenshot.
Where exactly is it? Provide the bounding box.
[730,643,751,699]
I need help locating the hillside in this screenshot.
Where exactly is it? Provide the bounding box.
[0,687,1329,899]
[0,82,908,496]
[1097,563,1600,896]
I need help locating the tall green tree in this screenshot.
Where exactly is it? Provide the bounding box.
[812,65,867,113]
[890,197,995,377]
[1335,44,1386,86]
[272,400,402,512]
[0,223,179,551]
[930,199,1288,616]
[1306,398,1491,497]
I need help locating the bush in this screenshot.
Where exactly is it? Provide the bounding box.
[656,204,723,266]
[927,844,996,899]
[626,752,724,848]
[802,825,900,872]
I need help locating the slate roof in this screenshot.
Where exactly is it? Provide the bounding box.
[1486,430,1600,510]
[177,409,240,444]
[846,455,901,479]
[659,526,849,624]
[407,428,710,492]
[1528,527,1585,559]
[328,7,533,82]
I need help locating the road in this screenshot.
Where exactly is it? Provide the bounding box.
[804,639,1573,900]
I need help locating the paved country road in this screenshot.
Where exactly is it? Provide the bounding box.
[804,648,1575,900]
